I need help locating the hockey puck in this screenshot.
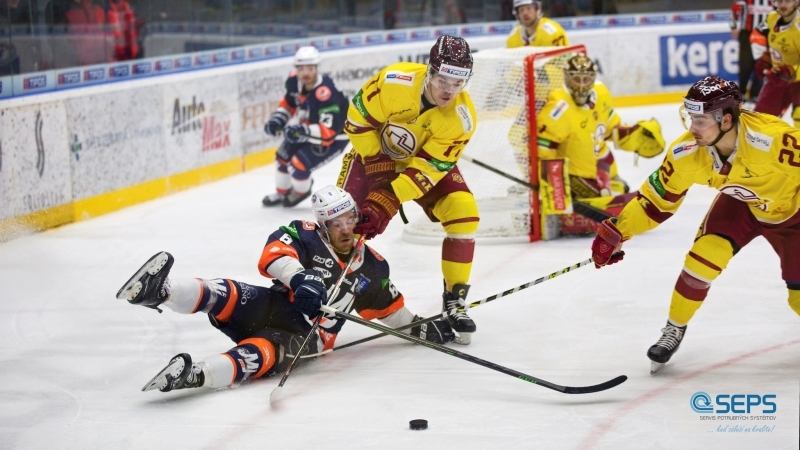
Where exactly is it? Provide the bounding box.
[409,419,428,430]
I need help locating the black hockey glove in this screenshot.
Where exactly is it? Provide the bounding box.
[289,269,327,317]
[410,315,455,344]
[284,124,310,144]
[264,111,289,136]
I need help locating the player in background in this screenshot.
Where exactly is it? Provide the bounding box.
[750,0,800,124]
[337,35,479,344]
[590,76,800,374]
[730,0,773,107]
[262,46,350,208]
[116,186,454,393]
[506,0,570,48]
[536,54,665,236]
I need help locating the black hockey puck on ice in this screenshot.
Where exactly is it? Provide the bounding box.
[409,419,428,430]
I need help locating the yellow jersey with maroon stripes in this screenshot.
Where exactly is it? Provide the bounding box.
[763,11,800,81]
[506,18,570,48]
[616,111,800,239]
[536,82,621,179]
[344,62,477,203]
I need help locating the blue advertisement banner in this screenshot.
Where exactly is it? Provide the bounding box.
[660,32,738,86]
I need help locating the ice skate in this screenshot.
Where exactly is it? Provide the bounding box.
[282,180,314,208]
[647,320,686,375]
[443,283,476,345]
[262,191,288,207]
[116,251,174,312]
[142,353,206,392]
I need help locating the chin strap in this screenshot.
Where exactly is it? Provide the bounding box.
[707,121,736,147]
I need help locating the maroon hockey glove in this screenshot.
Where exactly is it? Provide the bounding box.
[774,64,796,82]
[355,189,400,239]
[754,54,771,80]
[591,219,626,268]
[289,269,326,316]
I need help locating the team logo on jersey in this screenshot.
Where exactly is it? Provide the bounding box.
[385,71,415,85]
[456,105,473,133]
[353,274,371,295]
[451,173,465,183]
[719,185,772,211]
[550,100,568,120]
[672,142,698,160]
[315,85,331,102]
[745,129,772,152]
[380,124,417,159]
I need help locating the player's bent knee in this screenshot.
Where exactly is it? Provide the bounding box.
[435,192,479,234]
[684,234,735,281]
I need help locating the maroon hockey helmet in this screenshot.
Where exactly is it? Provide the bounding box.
[428,35,473,81]
[683,76,742,118]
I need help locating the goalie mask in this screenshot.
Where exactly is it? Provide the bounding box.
[563,54,596,106]
[426,35,473,95]
[311,185,359,234]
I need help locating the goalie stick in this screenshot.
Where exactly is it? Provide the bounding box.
[320,304,627,394]
[301,258,593,356]
[269,235,365,404]
[460,154,613,223]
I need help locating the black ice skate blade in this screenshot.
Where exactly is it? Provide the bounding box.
[115,251,172,304]
[141,353,190,392]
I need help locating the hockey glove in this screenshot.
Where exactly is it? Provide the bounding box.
[410,315,455,344]
[289,269,327,316]
[284,124,310,144]
[355,189,400,240]
[774,64,796,82]
[754,54,771,80]
[264,111,289,137]
[591,219,626,268]
[613,119,665,158]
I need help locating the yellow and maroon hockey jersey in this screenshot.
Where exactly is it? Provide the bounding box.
[506,18,570,48]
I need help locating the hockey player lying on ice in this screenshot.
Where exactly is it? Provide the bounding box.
[116,185,454,393]
[591,76,800,374]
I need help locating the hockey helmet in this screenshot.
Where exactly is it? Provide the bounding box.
[682,76,741,126]
[311,185,359,228]
[513,0,542,10]
[563,54,596,106]
[294,46,321,66]
[428,35,473,82]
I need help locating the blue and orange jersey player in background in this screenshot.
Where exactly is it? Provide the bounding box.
[262,46,350,208]
[117,185,456,394]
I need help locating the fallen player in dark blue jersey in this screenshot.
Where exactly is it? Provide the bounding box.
[116,185,454,393]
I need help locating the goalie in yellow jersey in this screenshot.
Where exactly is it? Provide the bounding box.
[506,0,570,48]
[536,54,666,235]
[337,36,479,344]
[591,76,800,374]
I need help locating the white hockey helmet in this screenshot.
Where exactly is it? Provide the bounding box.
[513,0,542,11]
[294,46,321,66]
[311,185,358,225]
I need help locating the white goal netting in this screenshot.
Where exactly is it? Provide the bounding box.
[402,45,587,245]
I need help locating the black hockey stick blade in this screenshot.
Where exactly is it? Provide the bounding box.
[562,375,628,394]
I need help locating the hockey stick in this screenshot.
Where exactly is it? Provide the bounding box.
[320,304,627,394]
[460,154,613,223]
[329,258,593,353]
[269,235,365,404]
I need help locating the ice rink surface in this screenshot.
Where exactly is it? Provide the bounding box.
[1,103,799,449]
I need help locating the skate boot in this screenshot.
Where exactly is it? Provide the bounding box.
[443,283,476,345]
[142,353,206,392]
[282,180,314,208]
[262,191,288,207]
[647,320,687,375]
[116,251,174,312]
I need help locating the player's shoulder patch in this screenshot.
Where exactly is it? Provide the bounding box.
[385,71,415,85]
[541,20,557,35]
[455,104,474,133]
[549,99,569,120]
[670,140,699,161]
[744,128,773,152]
[315,85,332,102]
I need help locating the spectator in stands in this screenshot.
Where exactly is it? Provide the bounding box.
[106,0,139,61]
[384,0,398,29]
[0,0,37,74]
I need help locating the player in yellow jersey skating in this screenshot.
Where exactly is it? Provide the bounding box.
[506,0,570,48]
[338,35,479,344]
[751,0,800,124]
[591,76,800,374]
[536,54,664,235]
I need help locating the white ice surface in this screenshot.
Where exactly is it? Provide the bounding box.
[1,104,798,449]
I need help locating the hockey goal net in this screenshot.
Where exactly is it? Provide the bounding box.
[402,44,587,245]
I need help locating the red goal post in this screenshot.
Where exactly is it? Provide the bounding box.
[402,44,587,245]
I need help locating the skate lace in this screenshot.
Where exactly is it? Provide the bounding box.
[655,325,684,350]
[159,279,171,300]
[446,297,469,319]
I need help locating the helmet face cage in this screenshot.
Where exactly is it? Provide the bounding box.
[428,35,473,88]
[563,55,596,105]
